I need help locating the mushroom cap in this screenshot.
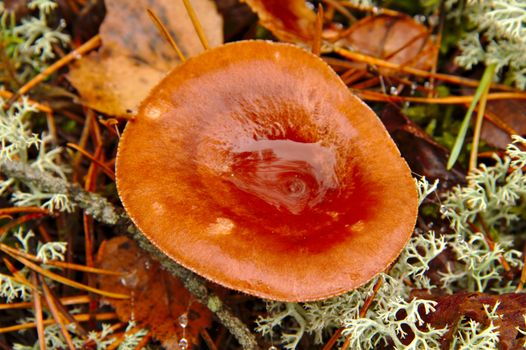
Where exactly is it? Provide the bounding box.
[116,40,417,302]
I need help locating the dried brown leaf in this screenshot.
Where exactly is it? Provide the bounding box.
[96,236,213,349]
[380,105,465,186]
[481,99,526,149]
[68,0,223,116]
[342,14,434,71]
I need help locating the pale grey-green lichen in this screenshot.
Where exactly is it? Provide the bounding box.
[257,137,526,349]
[449,0,526,89]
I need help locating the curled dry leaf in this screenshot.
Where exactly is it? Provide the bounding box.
[96,236,212,349]
[68,0,223,117]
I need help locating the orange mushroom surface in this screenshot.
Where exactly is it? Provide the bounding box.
[116,41,417,301]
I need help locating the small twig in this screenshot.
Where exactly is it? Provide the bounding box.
[45,111,58,144]
[84,144,103,323]
[383,31,430,62]
[321,0,355,22]
[323,277,383,350]
[0,159,260,350]
[350,77,380,90]
[0,160,123,225]
[359,278,383,318]
[36,224,52,242]
[342,70,368,85]
[3,258,36,290]
[40,277,88,337]
[72,108,95,182]
[479,106,519,137]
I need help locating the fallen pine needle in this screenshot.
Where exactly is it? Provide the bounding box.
[336,47,514,92]
[67,143,116,180]
[42,279,76,350]
[0,243,122,276]
[0,246,129,299]
[0,312,118,333]
[0,295,91,310]
[352,89,526,104]
[31,272,46,350]
[6,35,102,107]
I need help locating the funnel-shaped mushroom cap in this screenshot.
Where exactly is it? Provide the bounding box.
[116,41,417,302]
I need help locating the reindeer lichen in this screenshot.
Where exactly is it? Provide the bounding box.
[256,138,526,348]
[450,0,526,88]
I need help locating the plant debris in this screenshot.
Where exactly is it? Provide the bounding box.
[68,0,223,117]
[96,236,213,349]
[1,0,526,349]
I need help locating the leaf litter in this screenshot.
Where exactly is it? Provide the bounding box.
[68,0,223,117]
[96,236,213,349]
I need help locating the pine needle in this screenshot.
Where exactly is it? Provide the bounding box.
[447,63,497,170]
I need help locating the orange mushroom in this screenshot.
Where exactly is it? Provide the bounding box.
[116,40,417,301]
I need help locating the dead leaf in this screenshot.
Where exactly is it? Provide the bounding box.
[216,0,258,42]
[481,99,526,149]
[380,105,465,186]
[341,14,435,70]
[96,236,213,349]
[68,0,223,117]
[241,0,316,42]
[412,291,526,350]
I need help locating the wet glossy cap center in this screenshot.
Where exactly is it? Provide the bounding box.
[228,139,337,214]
